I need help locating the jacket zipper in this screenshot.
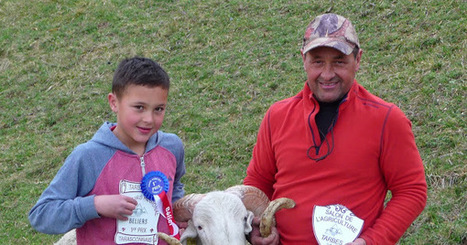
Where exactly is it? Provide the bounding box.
[140,156,146,176]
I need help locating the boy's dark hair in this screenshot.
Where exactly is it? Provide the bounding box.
[112,56,170,98]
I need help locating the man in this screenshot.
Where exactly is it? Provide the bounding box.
[244,13,427,245]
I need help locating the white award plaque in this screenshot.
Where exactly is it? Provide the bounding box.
[313,204,364,245]
[115,180,160,244]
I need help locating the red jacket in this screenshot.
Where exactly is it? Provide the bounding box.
[244,81,427,244]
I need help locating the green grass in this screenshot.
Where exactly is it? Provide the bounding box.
[1,0,465,244]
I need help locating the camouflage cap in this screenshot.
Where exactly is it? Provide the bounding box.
[301,13,359,55]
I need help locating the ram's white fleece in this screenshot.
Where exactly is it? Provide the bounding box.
[180,191,254,245]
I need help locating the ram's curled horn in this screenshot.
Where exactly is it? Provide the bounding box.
[226,185,296,237]
[225,185,270,217]
[173,193,206,222]
[259,197,296,237]
[157,232,182,245]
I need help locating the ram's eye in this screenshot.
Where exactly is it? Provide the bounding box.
[244,216,248,222]
[197,225,203,230]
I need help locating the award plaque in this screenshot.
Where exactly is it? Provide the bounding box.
[116,180,160,244]
[313,204,364,245]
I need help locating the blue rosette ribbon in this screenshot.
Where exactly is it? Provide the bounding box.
[140,170,180,239]
[140,171,169,201]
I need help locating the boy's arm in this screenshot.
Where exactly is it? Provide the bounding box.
[171,146,185,202]
[29,148,100,234]
[161,132,186,203]
[29,193,98,234]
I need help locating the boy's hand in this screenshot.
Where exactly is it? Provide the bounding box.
[94,194,138,220]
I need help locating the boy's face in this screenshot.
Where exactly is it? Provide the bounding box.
[108,84,168,155]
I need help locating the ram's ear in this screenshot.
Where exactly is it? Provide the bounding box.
[243,210,255,234]
[180,220,198,244]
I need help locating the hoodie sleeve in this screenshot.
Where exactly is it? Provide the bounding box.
[28,144,103,234]
[159,132,186,202]
[172,143,186,203]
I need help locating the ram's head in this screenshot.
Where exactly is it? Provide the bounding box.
[173,185,295,245]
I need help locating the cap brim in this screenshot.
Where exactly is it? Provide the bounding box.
[302,37,355,55]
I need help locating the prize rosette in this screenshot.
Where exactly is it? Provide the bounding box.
[140,171,169,201]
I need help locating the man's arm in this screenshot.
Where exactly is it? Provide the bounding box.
[359,107,427,243]
[244,109,277,199]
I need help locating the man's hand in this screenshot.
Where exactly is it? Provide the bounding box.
[94,194,137,220]
[346,238,366,245]
[249,217,279,245]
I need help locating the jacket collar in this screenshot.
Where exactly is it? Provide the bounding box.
[304,80,359,111]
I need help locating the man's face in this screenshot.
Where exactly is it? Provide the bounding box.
[302,46,362,103]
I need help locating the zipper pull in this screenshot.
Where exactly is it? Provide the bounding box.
[140,156,146,176]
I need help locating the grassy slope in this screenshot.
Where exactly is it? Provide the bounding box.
[0,0,465,244]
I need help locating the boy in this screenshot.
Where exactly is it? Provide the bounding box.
[29,57,186,245]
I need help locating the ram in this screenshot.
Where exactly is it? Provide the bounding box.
[174,185,295,245]
[54,185,294,245]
